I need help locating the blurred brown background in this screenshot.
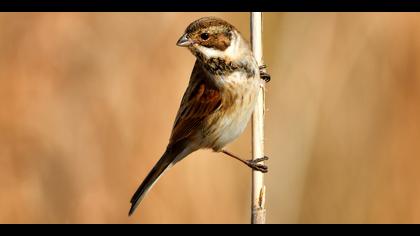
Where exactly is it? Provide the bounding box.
[0,13,419,224]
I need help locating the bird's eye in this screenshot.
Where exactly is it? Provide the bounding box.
[200,33,209,40]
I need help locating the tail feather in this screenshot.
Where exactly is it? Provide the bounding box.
[129,144,189,216]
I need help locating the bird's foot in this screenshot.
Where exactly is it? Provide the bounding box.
[259,65,271,83]
[246,156,269,173]
[249,156,269,163]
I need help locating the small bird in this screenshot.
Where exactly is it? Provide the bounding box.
[129,17,270,216]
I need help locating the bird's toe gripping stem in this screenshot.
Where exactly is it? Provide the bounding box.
[259,64,271,83]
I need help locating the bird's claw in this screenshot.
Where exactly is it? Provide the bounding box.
[248,156,269,164]
[259,65,271,83]
[247,163,268,173]
[246,156,269,173]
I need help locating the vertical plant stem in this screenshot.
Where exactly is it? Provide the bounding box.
[250,12,266,224]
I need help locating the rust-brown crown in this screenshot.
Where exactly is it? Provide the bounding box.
[177,17,237,51]
[184,17,235,35]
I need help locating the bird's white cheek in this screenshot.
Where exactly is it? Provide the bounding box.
[197,46,225,58]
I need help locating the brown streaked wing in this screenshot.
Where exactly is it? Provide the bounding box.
[169,61,222,145]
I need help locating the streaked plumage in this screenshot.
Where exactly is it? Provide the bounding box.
[129,17,264,216]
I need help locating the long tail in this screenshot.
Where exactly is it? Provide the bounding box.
[129,146,186,216]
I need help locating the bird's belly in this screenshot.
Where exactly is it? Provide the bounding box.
[212,104,254,149]
[202,80,260,151]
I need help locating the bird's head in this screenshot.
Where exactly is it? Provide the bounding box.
[176,17,249,63]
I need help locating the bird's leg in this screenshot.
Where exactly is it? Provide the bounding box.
[259,64,271,83]
[221,150,268,173]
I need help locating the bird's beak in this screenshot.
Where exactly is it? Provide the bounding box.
[176,34,192,47]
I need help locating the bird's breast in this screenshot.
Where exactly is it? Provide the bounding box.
[202,73,261,151]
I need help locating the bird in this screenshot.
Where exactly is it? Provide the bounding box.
[129,16,270,216]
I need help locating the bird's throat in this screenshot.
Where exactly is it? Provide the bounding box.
[200,57,255,79]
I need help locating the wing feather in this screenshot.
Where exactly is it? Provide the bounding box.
[169,60,222,144]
